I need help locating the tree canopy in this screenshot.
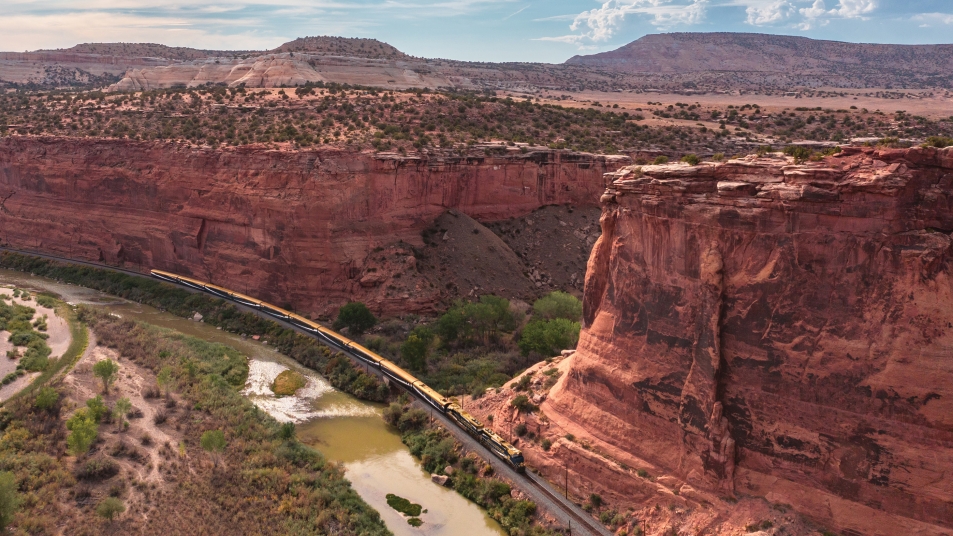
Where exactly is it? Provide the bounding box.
[333,302,378,335]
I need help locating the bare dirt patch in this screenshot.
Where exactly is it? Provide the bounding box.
[62,342,184,487]
[417,210,535,302]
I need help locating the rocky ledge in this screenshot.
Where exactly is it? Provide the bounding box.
[486,146,953,535]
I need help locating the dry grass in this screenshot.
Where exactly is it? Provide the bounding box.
[0,308,390,535]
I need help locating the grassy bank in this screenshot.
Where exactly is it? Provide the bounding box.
[0,308,391,534]
[11,300,89,403]
[0,253,388,403]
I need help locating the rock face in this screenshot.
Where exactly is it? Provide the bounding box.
[546,147,953,535]
[0,137,624,315]
[108,53,458,92]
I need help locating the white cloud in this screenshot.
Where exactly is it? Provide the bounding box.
[736,0,877,28]
[559,0,707,44]
[828,0,876,18]
[911,12,953,26]
[745,1,795,25]
[797,0,828,29]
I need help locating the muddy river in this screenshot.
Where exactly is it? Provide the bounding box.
[0,269,505,536]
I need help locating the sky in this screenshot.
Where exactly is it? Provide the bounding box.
[1,0,952,63]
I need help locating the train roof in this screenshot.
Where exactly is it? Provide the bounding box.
[447,404,484,429]
[483,429,522,457]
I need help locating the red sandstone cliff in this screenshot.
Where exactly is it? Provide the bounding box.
[0,137,624,315]
[473,147,953,535]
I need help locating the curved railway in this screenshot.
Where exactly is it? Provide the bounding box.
[0,248,609,535]
[150,270,527,472]
[150,269,611,536]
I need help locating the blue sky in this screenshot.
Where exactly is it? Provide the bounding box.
[1,1,951,63]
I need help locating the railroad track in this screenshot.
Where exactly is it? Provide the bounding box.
[523,471,610,536]
[0,247,611,535]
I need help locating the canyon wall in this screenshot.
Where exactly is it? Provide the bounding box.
[546,147,953,535]
[0,137,623,315]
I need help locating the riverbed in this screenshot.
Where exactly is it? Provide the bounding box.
[0,269,505,536]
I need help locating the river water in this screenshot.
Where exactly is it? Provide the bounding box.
[0,269,504,536]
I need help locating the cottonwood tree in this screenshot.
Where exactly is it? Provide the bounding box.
[333,302,377,334]
[92,359,119,394]
[113,397,131,432]
[66,409,98,455]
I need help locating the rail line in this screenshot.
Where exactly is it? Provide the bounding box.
[0,248,609,535]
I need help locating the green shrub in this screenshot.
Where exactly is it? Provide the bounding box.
[652,155,669,164]
[435,296,516,348]
[401,326,433,371]
[277,422,296,441]
[76,456,120,480]
[541,438,552,451]
[514,373,532,391]
[518,318,580,357]
[33,386,59,411]
[66,408,98,455]
[85,396,108,422]
[333,302,377,334]
[510,395,535,413]
[396,408,427,433]
[0,472,20,531]
[532,291,582,321]
[35,295,56,308]
[95,497,125,521]
[680,154,699,165]
[783,145,813,163]
[200,429,227,467]
[923,136,953,148]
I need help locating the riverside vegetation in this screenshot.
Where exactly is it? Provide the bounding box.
[0,253,569,533]
[0,308,389,534]
[0,252,389,403]
[363,291,582,399]
[0,292,52,382]
[383,399,559,536]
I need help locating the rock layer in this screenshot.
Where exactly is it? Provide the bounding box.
[0,137,624,315]
[547,147,953,535]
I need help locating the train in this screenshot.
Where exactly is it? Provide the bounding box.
[150,270,525,473]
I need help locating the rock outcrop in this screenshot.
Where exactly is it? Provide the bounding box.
[542,147,953,535]
[0,137,624,316]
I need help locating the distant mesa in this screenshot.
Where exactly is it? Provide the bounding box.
[35,36,409,61]
[269,36,409,60]
[566,32,953,74]
[2,32,952,91]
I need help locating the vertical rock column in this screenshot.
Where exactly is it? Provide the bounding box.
[678,242,735,491]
